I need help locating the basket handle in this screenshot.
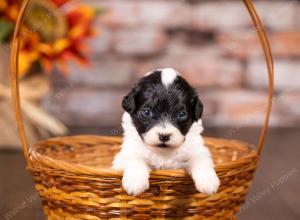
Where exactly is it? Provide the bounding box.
[10,0,31,164]
[10,0,273,165]
[243,0,274,155]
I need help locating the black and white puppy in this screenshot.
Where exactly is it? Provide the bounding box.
[113,68,220,196]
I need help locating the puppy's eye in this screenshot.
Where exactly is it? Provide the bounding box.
[142,108,153,118]
[177,110,187,120]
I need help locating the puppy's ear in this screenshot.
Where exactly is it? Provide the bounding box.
[122,86,139,114]
[191,96,203,121]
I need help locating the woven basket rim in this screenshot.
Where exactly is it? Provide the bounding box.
[28,135,258,178]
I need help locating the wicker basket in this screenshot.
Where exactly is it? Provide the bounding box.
[10,0,274,219]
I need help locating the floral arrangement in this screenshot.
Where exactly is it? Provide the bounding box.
[0,0,99,77]
[0,0,101,142]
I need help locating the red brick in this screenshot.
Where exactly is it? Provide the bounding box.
[66,57,134,88]
[216,32,260,59]
[198,91,218,118]
[254,1,298,31]
[134,45,243,88]
[44,88,125,127]
[86,26,113,54]
[94,0,190,28]
[180,58,242,89]
[217,32,300,58]
[271,32,300,57]
[133,1,190,28]
[246,59,300,91]
[202,90,269,126]
[113,28,167,56]
[276,91,300,123]
[191,2,251,32]
[191,1,297,32]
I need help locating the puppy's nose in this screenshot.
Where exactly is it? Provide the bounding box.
[159,133,171,142]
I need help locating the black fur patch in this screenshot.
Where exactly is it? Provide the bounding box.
[122,70,203,136]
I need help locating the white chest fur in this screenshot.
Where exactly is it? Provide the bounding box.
[112,112,219,196]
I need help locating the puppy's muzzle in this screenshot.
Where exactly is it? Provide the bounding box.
[156,133,171,148]
[159,133,171,142]
[142,122,185,149]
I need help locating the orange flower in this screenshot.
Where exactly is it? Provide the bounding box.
[0,0,20,21]
[2,0,99,76]
[18,33,40,77]
[51,0,69,7]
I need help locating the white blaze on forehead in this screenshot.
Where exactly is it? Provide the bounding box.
[161,68,178,88]
[144,68,179,87]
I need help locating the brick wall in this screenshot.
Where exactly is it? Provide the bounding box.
[44,0,300,128]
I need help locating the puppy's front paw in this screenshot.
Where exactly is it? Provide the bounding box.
[122,169,149,196]
[193,170,220,195]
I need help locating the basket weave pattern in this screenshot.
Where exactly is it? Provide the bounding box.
[9,0,274,219]
[30,136,257,219]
